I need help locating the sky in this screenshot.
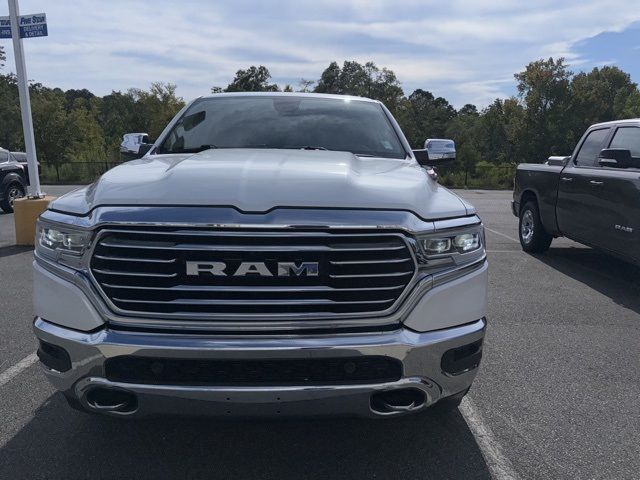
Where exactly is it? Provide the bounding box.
[1,0,639,108]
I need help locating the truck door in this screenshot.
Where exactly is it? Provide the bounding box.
[594,126,640,261]
[556,127,611,245]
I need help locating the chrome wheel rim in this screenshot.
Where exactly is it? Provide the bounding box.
[521,210,534,244]
[8,187,23,207]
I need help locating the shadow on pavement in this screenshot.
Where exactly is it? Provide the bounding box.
[536,247,640,314]
[0,245,32,259]
[0,393,491,480]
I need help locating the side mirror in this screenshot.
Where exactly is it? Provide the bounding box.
[598,148,632,168]
[413,149,455,166]
[546,156,570,167]
[138,143,155,157]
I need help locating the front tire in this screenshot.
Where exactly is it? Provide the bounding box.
[519,201,552,253]
[1,183,25,213]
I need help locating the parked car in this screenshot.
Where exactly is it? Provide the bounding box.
[120,133,150,160]
[0,147,27,213]
[424,138,456,160]
[513,119,639,265]
[33,93,487,418]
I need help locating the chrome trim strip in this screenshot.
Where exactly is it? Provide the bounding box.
[434,216,482,231]
[41,207,481,235]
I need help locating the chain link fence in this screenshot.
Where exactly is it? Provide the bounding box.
[39,161,517,189]
[40,161,124,184]
[438,164,517,189]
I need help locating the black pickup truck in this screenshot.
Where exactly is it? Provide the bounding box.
[0,148,28,213]
[512,119,640,266]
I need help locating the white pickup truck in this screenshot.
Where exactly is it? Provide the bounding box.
[33,93,487,418]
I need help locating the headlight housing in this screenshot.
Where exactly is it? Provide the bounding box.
[36,220,92,269]
[415,224,485,271]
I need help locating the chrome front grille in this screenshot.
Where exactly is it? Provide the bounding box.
[89,229,417,319]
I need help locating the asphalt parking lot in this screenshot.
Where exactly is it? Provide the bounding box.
[1,187,639,479]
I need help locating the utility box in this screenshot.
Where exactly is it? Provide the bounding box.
[14,196,55,245]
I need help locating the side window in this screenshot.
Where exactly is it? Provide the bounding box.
[574,128,609,167]
[609,127,640,159]
[0,150,8,162]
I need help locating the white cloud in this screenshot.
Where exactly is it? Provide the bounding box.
[1,0,639,107]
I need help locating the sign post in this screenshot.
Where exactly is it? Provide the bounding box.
[3,0,47,197]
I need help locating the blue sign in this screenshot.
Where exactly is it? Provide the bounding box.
[0,13,47,39]
[0,17,10,39]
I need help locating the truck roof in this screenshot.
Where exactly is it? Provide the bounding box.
[200,91,380,104]
[591,118,640,127]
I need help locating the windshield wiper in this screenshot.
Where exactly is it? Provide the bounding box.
[283,145,328,151]
[169,144,218,154]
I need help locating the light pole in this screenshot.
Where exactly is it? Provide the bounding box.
[8,0,42,197]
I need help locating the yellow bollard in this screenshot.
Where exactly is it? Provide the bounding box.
[13,196,56,246]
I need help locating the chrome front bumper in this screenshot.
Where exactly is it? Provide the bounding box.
[34,317,485,418]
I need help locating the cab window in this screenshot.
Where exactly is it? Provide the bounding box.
[609,127,640,159]
[574,128,609,167]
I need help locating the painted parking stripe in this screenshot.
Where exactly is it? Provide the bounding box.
[485,227,519,243]
[0,353,38,388]
[460,397,521,480]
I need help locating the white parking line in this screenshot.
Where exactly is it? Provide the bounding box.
[0,353,38,388]
[460,397,521,480]
[485,227,519,243]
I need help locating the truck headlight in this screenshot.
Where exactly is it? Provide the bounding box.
[416,225,485,270]
[36,220,92,268]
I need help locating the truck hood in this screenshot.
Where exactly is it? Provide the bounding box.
[50,149,472,220]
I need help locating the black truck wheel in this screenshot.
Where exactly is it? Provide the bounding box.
[519,200,552,253]
[1,183,25,213]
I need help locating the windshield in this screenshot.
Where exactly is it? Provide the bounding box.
[158,96,407,159]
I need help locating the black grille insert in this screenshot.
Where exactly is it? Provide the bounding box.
[105,356,403,386]
[90,229,416,318]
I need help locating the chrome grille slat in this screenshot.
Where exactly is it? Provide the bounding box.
[330,258,412,265]
[102,283,407,292]
[329,271,414,279]
[94,254,176,263]
[90,228,417,319]
[112,298,396,306]
[98,241,406,252]
[93,269,178,278]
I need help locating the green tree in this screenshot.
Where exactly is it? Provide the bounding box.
[622,90,640,118]
[514,57,572,158]
[224,66,279,92]
[314,62,341,93]
[568,66,638,145]
[30,85,70,180]
[0,74,21,149]
[298,78,315,92]
[128,82,185,139]
[314,61,404,113]
[397,89,456,148]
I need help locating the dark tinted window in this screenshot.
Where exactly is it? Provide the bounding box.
[575,128,609,167]
[609,127,640,158]
[159,96,406,159]
[10,152,26,163]
[0,150,8,162]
